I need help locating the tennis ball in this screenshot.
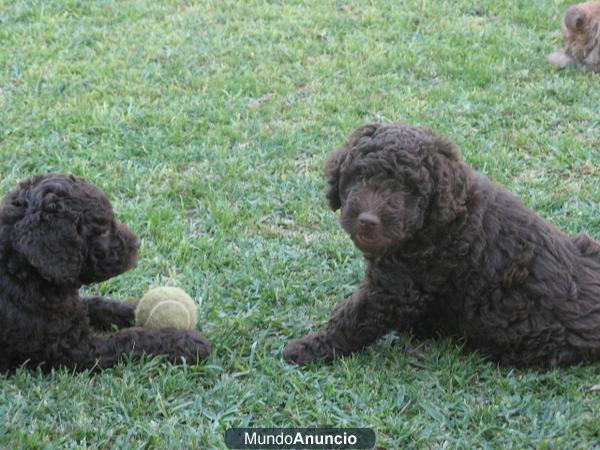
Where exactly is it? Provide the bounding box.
[135,287,197,330]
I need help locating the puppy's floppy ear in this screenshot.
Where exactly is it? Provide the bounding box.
[564,5,587,32]
[12,184,84,285]
[324,148,346,211]
[423,135,468,225]
[324,124,380,211]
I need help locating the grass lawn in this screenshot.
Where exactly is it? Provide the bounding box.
[0,0,599,448]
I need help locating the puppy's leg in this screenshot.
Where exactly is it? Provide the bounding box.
[284,285,425,365]
[82,296,138,331]
[545,49,572,68]
[573,233,600,258]
[60,328,211,370]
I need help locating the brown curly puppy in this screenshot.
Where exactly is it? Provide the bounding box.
[546,1,600,72]
[0,174,210,373]
[284,124,600,368]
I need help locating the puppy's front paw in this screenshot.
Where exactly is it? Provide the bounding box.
[545,49,572,68]
[184,331,212,360]
[283,332,333,365]
[283,339,314,365]
[166,330,211,362]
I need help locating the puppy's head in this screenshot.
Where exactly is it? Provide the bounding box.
[324,124,468,257]
[562,3,600,55]
[1,174,140,286]
[563,3,598,37]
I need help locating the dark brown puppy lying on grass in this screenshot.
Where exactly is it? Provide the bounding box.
[284,124,600,368]
[0,174,210,373]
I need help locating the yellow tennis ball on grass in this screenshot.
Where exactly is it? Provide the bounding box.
[135,287,198,330]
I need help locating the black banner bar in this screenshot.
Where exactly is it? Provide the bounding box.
[224,428,375,449]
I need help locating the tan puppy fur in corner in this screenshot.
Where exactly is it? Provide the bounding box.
[546,1,600,72]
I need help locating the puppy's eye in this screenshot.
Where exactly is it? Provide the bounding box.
[94,217,108,226]
[94,249,107,260]
[45,202,59,212]
[93,217,112,237]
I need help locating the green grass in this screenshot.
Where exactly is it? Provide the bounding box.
[0,0,599,448]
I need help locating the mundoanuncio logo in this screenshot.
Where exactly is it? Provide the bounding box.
[224,428,375,449]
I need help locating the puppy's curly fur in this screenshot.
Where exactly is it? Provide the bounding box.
[546,1,600,72]
[0,174,210,373]
[284,124,600,368]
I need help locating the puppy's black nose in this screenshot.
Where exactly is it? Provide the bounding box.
[358,212,380,229]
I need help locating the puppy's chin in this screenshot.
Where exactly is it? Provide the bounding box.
[79,252,138,285]
[118,252,139,275]
[351,234,392,257]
